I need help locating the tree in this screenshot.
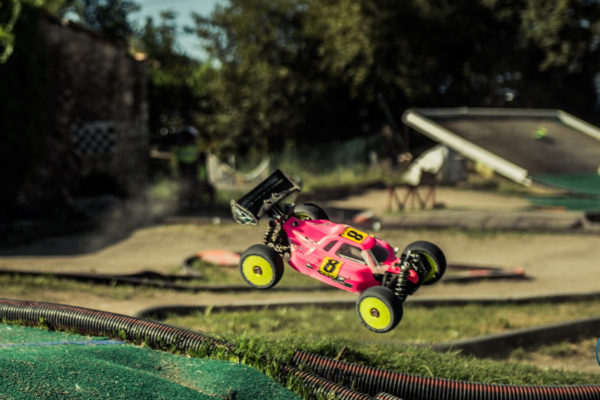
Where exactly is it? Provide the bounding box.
[0,0,132,62]
[191,0,376,153]
[71,0,139,42]
[497,0,600,113]
[135,11,214,149]
[0,0,21,63]
[193,0,600,154]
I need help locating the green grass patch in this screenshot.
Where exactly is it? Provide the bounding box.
[296,167,383,192]
[165,300,600,345]
[168,302,600,390]
[193,335,600,387]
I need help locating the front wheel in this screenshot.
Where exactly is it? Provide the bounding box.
[403,241,446,285]
[356,286,403,333]
[239,244,284,289]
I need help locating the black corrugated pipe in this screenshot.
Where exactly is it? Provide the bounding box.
[374,393,404,400]
[0,298,231,352]
[281,365,375,400]
[293,351,600,400]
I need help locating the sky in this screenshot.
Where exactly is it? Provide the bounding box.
[132,0,221,59]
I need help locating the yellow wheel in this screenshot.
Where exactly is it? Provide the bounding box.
[239,244,284,289]
[403,241,446,285]
[356,286,403,333]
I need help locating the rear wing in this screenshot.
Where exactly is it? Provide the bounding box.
[231,169,300,225]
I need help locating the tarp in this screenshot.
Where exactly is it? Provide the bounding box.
[532,174,600,196]
[402,145,449,186]
[0,324,298,399]
[529,174,600,210]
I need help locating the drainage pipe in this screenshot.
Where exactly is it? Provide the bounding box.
[293,350,600,400]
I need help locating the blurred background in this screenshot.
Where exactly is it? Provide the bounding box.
[2,0,599,231]
[1,0,600,396]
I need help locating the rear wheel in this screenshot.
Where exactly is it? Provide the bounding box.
[403,241,446,285]
[294,203,329,220]
[239,244,284,289]
[356,286,403,333]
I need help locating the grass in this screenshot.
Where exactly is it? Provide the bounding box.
[167,301,600,394]
[189,335,600,389]
[297,168,383,192]
[147,178,246,212]
[3,268,600,339]
[164,300,600,345]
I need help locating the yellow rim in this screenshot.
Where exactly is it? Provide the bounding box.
[420,252,438,283]
[242,255,274,287]
[359,297,392,330]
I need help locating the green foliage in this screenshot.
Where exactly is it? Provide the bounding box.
[135,11,214,151]
[192,0,600,154]
[20,0,73,15]
[515,0,600,71]
[483,0,600,110]
[0,0,21,63]
[6,0,140,45]
[137,10,179,64]
[71,0,139,41]
[191,0,373,153]
[0,0,83,64]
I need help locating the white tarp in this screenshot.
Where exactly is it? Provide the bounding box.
[401,145,449,186]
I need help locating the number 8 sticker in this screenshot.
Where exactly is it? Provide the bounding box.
[319,257,343,279]
[341,227,368,244]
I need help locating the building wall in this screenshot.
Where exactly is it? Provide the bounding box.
[45,16,148,198]
[0,7,148,217]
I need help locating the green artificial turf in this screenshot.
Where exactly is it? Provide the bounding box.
[0,324,299,400]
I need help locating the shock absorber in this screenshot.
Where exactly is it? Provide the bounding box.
[264,219,289,255]
[263,219,277,245]
[393,251,414,303]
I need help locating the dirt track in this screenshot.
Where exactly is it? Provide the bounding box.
[1,189,599,314]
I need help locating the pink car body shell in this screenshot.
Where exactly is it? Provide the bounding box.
[282,217,420,293]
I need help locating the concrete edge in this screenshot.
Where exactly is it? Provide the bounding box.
[432,316,600,357]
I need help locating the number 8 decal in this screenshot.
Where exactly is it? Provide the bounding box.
[341,227,368,244]
[319,257,342,278]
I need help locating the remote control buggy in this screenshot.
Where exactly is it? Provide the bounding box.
[231,170,446,333]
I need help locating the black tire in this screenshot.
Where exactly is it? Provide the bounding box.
[403,240,446,285]
[356,286,403,333]
[294,203,329,220]
[239,244,284,289]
